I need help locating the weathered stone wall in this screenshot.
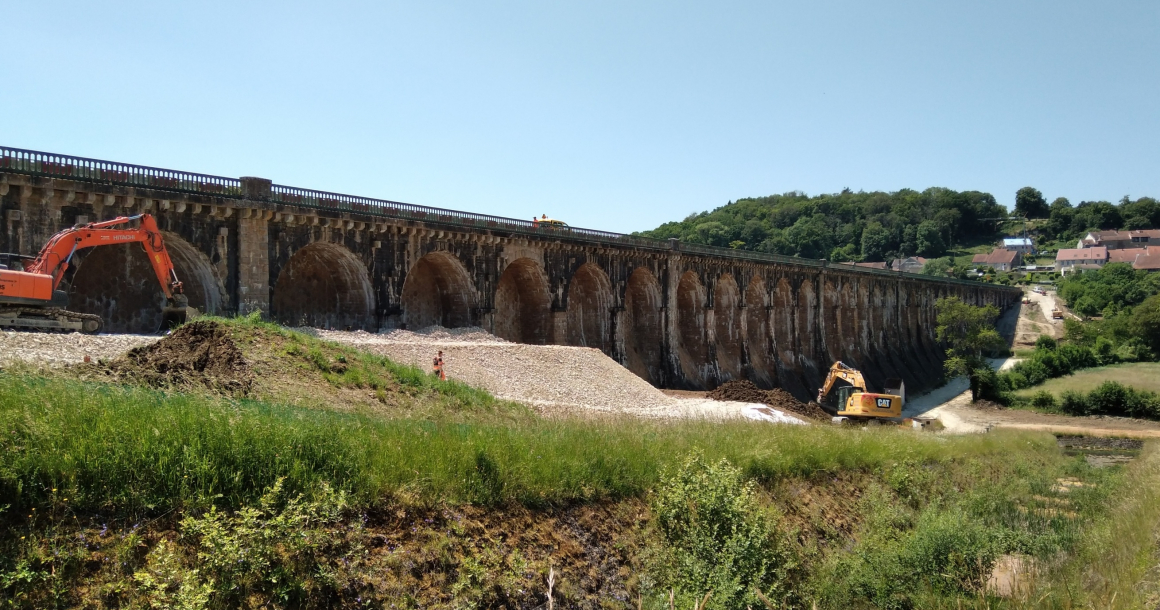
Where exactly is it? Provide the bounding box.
[1,171,1019,398]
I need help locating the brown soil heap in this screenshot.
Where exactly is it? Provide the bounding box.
[105,320,254,395]
[708,379,830,421]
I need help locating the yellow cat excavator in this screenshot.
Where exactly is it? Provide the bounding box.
[816,361,904,420]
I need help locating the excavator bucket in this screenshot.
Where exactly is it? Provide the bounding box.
[161,305,198,329]
[160,295,198,330]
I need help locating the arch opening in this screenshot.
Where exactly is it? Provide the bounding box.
[272,242,375,330]
[624,267,664,385]
[400,250,475,329]
[66,232,224,334]
[676,271,710,386]
[714,274,743,381]
[744,276,773,387]
[493,258,551,344]
[565,263,613,353]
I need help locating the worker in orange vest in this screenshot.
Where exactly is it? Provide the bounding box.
[432,350,446,381]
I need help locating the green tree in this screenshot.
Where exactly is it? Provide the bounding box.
[936,297,1007,401]
[915,220,945,257]
[1047,197,1075,238]
[900,224,918,256]
[786,214,833,259]
[1015,187,1050,219]
[860,222,891,261]
[690,221,730,246]
[1131,295,1160,355]
[921,257,952,277]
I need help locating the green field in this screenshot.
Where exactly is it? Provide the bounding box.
[1014,362,1160,398]
[4,318,1160,609]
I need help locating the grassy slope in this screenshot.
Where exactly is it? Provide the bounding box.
[0,318,1154,608]
[0,372,1043,515]
[1013,362,1160,398]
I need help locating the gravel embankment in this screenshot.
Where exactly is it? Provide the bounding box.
[318,327,806,423]
[0,331,159,368]
[0,325,805,424]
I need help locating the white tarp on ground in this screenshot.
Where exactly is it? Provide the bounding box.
[740,404,809,425]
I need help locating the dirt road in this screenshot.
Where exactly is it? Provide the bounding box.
[1013,289,1064,348]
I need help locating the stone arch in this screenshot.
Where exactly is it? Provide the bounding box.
[714,273,743,381]
[493,257,551,344]
[675,270,710,386]
[272,242,375,330]
[66,231,225,334]
[744,276,773,388]
[565,263,613,353]
[400,250,476,329]
[624,266,664,385]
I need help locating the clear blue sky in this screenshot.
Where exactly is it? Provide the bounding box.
[3,1,1157,233]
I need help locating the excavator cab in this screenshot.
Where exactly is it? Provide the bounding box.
[834,385,856,412]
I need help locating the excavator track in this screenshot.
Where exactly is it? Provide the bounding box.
[0,306,103,334]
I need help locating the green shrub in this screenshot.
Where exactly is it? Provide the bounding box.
[1060,390,1088,415]
[1056,382,1160,419]
[1020,359,1051,386]
[1031,390,1056,410]
[972,366,1005,403]
[1000,340,1101,391]
[135,478,360,610]
[650,452,789,610]
[813,493,1001,609]
[899,509,1001,594]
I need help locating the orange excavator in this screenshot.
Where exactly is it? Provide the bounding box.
[0,214,191,334]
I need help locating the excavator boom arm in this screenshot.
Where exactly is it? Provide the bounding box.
[816,361,868,403]
[27,214,183,300]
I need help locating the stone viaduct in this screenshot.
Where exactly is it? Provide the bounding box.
[0,147,1021,399]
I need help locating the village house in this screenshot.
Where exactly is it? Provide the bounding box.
[890,256,928,273]
[1078,229,1160,250]
[1002,237,1035,255]
[1107,246,1160,272]
[971,248,1021,272]
[1055,247,1108,274]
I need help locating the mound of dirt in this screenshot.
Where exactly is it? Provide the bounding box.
[708,380,829,421]
[707,379,769,403]
[104,320,253,395]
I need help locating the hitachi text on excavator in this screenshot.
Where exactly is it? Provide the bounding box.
[0,214,193,333]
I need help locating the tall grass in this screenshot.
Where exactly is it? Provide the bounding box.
[0,374,1058,517]
[1013,362,1160,398]
[1024,443,1160,609]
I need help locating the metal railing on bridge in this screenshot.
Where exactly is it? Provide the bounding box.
[0,145,1014,292]
[0,146,241,195]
